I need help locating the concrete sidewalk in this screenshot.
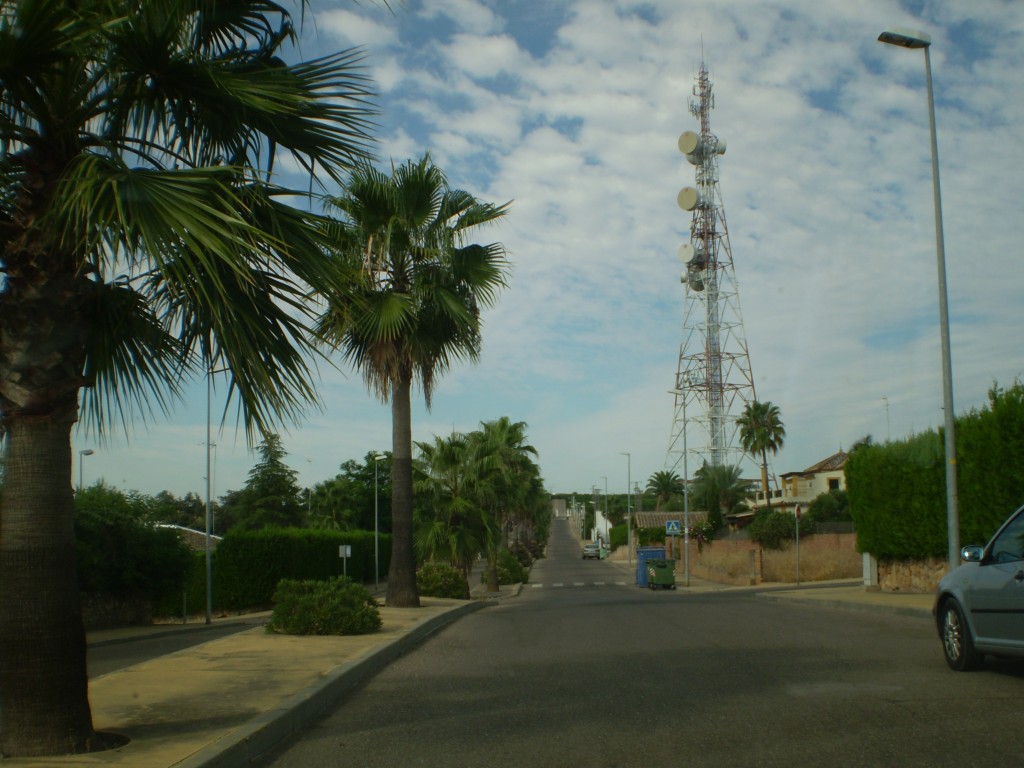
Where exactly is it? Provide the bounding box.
[9,580,932,767]
[8,595,498,768]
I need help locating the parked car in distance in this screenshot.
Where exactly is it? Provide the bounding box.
[934,503,1024,671]
[582,543,600,560]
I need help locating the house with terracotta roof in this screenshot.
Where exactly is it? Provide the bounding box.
[751,450,848,514]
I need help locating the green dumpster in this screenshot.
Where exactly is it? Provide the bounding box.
[646,559,676,590]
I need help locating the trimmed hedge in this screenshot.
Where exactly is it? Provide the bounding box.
[152,528,392,615]
[849,381,1024,559]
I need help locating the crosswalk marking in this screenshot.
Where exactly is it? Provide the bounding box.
[524,581,632,589]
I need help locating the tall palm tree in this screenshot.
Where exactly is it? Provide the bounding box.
[737,400,786,509]
[414,432,492,598]
[471,417,538,592]
[317,156,510,608]
[0,1,374,756]
[646,470,684,511]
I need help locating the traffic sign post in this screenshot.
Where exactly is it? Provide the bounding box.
[666,520,682,563]
[339,544,352,580]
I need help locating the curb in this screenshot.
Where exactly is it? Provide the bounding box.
[175,600,487,768]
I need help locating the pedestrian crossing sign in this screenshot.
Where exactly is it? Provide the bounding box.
[665,520,682,536]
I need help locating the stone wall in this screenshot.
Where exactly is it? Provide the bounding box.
[877,557,947,593]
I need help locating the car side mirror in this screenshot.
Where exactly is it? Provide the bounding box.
[961,545,984,562]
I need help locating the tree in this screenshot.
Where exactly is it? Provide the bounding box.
[230,435,305,531]
[737,400,786,509]
[414,433,491,598]
[470,417,539,592]
[0,1,374,756]
[307,453,392,532]
[690,462,749,530]
[317,156,510,607]
[646,470,684,512]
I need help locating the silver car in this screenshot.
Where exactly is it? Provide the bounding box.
[934,503,1024,671]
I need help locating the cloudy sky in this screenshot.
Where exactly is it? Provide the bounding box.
[77,0,1024,502]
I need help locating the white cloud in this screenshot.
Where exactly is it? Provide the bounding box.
[78,0,1024,502]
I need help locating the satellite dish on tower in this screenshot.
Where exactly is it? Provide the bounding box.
[677,187,712,211]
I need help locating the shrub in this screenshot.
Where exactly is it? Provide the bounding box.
[417,562,469,599]
[749,510,814,550]
[482,548,529,585]
[74,488,193,603]
[267,577,381,636]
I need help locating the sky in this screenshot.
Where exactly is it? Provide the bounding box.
[75,0,1024,502]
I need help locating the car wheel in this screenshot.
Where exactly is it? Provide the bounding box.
[940,598,983,671]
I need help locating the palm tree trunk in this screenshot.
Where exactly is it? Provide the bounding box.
[0,417,96,756]
[761,449,771,510]
[385,372,420,608]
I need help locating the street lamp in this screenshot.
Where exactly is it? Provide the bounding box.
[878,27,960,569]
[602,476,609,543]
[620,452,631,567]
[374,454,386,591]
[77,449,94,491]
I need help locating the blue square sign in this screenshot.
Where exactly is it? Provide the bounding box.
[666,520,682,536]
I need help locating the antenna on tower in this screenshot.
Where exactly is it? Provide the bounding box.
[667,63,756,478]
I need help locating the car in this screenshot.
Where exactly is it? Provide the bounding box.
[582,543,600,560]
[934,503,1024,671]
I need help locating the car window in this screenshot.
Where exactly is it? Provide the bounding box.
[989,512,1024,564]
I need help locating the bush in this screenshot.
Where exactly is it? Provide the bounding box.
[417,562,469,599]
[267,577,381,636]
[807,489,851,523]
[75,487,193,603]
[748,509,814,550]
[482,548,529,585]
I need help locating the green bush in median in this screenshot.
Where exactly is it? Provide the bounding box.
[417,562,469,599]
[267,577,381,636]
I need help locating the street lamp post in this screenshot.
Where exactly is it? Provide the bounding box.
[374,454,386,591]
[621,452,631,567]
[602,476,609,543]
[878,27,960,570]
[77,449,94,492]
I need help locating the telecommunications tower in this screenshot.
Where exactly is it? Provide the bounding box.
[667,63,756,476]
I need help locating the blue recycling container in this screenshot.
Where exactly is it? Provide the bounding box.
[636,546,666,587]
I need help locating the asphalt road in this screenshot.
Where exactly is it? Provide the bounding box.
[262,520,1023,767]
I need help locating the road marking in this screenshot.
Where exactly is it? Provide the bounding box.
[594,582,606,586]
[573,582,584,587]
[553,583,564,587]
[530,583,543,589]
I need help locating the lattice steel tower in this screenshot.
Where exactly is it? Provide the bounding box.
[667,64,756,476]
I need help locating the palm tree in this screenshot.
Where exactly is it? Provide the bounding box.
[646,470,684,511]
[317,156,510,608]
[470,417,538,592]
[414,433,492,598]
[736,401,786,509]
[0,1,374,756]
[691,462,750,529]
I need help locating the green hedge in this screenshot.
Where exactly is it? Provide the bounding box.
[849,382,1024,559]
[153,528,392,615]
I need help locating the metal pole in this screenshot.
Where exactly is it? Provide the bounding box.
[923,45,960,570]
[205,370,212,625]
[683,394,690,588]
[878,28,960,571]
[374,459,380,590]
[622,452,632,567]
